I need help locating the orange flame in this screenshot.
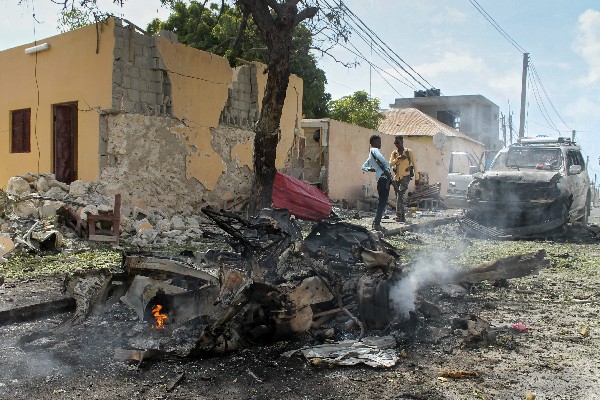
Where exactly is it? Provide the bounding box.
[151,304,167,329]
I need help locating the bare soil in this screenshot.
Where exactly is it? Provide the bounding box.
[0,209,599,400]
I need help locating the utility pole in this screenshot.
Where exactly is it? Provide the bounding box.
[508,112,514,144]
[518,53,529,138]
[571,130,576,142]
[500,113,507,146]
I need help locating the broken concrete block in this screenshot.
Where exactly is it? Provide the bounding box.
[45,186,69,201]
[0,233,15,261]
[14,201,38,218]
[186,217,199,228]
[69,180,90,198]
[78,204,98,221]
[155,219,171,232]
[40,200,61,218]
[6,177,32,196]
[133,207,152,221]
[171,215,186,230]
[47,179,70,192]
[133,218,153,233]
[138,228,159,242]
[31,230,64,250]
[36,176,50,193]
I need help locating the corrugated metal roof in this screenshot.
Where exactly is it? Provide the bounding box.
[378,108,484,145]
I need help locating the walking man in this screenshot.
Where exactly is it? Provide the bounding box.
[389,135,418,222]
[362,134,392,231]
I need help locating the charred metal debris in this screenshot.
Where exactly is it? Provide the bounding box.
[8,206,552,368]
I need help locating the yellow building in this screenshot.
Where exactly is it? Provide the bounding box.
[301,108,485,206]
[0,18,302,213]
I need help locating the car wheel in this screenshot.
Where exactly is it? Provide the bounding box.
[580,195,591,226]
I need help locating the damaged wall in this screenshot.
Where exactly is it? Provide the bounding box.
[1,17,303,214]
[100,113,255,214]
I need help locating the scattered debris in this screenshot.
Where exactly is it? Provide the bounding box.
[438,370,480,380]
[283,336,398,368]
[166,372,186,392]
[510,323,528,332]
[454,249,548,284]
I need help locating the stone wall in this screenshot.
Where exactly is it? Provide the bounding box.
[100,114,254,216]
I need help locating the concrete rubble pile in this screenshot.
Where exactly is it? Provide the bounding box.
[0,174,226,259]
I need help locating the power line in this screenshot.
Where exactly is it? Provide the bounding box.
[468,0,526,53]
[338,23,418,90]
[316,0,436,96]
[337,41,409,96]
[334,0,434,89]
[528,60,570,130]
[467,0,571,138]
[527,72,559,132]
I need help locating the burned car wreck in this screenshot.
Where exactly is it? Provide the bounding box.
[464,137,591,237]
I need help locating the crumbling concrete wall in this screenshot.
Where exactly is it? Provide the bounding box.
[111,20,169,116]
[99,19,303,216]
[100,114,254,215]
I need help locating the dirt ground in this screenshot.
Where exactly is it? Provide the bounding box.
[0,208,599,400]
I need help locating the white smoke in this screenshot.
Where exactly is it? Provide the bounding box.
[390,253,458,318]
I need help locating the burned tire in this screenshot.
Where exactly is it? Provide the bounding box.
[357,274,390,330]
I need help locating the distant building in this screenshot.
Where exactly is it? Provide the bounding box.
[389,94,501,154]
[299,110,485,205]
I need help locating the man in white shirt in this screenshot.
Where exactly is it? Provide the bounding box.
[362,134,391,231]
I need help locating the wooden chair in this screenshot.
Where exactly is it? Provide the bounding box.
[88,194,121,245]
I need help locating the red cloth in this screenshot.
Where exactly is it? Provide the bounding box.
[272,172,331,220]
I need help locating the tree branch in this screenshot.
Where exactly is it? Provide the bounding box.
[294,6,318,26]
[229,9,250,64]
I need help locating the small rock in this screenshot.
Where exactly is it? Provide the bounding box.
[68,180,89,198]
[36,177,50,193]
[162,229,183,238]
[171,215,186,230]
[40,200,61,218]
[45,186,68,201]
[186,217,199,228]
[133,218,153,233]
[13,201,38,218]
[155,219,171,232]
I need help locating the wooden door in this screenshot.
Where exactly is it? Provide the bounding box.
[53,103,78,184]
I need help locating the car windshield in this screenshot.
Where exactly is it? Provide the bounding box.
[491,147,563,171]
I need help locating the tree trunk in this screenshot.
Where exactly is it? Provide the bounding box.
[248,23,293,214]
[239,0,318,215]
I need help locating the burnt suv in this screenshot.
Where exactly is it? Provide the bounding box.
[466,137,591,236]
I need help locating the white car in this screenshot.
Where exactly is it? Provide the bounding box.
[446,152,482,208]
[467,137,592,236]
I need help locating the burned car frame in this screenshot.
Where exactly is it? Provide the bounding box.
[466,137,591,236]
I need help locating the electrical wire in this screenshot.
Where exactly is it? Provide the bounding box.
[468,0,526,53]
[333,0,434,89]
[467,0,572,138]
[527,74,559,133]
[32,0,41,174]
[528,60,570,130]
[316,0,436,96]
